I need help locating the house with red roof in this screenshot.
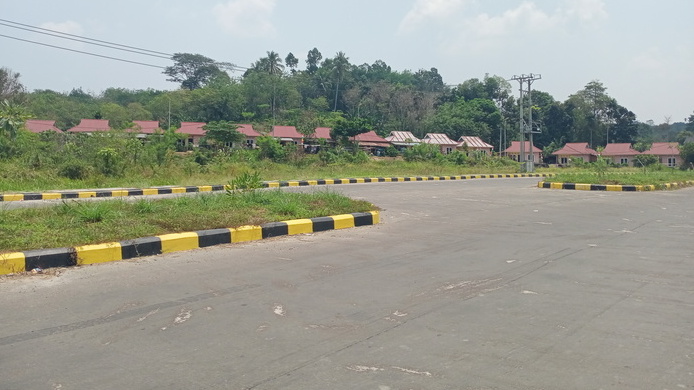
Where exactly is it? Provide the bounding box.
[269,125,303,145]
[303,127,334,153]
[552,142,598,165]
[642,142,681,167]
[503,141,543,163]
[422,133,458,154]
[66,119,111,134]
[176,122,206,146]
[25,120,61,133]
[385,131,420,151]
[351,131,391,155]
[235,124,262,148]
[125,121,161,138]
[458,136,493,155]
[601,143,640,166]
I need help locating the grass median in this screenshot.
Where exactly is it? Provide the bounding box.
[0,190,376,253]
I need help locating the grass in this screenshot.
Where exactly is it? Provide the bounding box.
[545,169,694,186]
[0,158,521,192]
[0,190,376,253]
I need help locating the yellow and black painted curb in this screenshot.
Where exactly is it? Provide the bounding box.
[0,174,553,202]
[0,211,380,275]
[538,180,694,191]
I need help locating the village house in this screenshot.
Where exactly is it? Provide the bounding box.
[176,122,206,147]
[552,142,598,165]
[303,127,334,153]
[25,119,61,133]
[385,131,421,151]
[502,141,543,163]
[422,133,458,154]
[235,124,262,148]
[601,143,640,166]
[66,119,111,134]
[270,125,304,146]
[126,120,161,138]
[351,131,391,155]
[643,142,681,168]
[458,136,493,155]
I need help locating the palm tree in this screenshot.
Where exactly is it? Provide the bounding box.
[264,51,285,75]
[332,51,350,111]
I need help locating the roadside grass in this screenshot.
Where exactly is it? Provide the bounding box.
[0,158,521,192]
[545,170,694,186]
[0,190,376,253]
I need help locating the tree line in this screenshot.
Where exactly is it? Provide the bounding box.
[2,48,693,155]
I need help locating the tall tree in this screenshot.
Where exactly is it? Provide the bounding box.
[0,100,30,139]
[285,52,299,74]
[0,67,26,102]
[331,51,350,111]
[164,53,226,90]
[306,48,323,74]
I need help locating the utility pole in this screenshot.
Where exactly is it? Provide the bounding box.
[511,73,541,172]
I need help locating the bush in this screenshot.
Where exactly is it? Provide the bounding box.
[445,150,468,165]
[403,143,443,162]
[384,146,400,157]
[256,136,288,162]
[58,160,89,180]
[633,154,659,167]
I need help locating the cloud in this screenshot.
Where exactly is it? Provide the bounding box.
[214,0,276,37]
[39,21,84,35]
[565,0,608,21]
[466,2,562,39]
[398,0,468,34]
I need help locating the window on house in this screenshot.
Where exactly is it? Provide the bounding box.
[620,158,628,165]
[668,157,676,167]
[560,157,568,164]
[446,147,453,154]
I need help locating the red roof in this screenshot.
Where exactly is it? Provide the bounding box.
[459,136,493,149]
[270,125,303,139]
[311,127,333,140]
[25,119,60,133]
[127,120,161,134]
[385,131,420,145]
[503,141,542,153]
[67,119,111,133]
[422,133,458,146]
[643,142,679,156]
[177,122,206,136]
[235,124,261,137]
[552,142,598,156]
[351,131,390,144]
[601,143,639,156]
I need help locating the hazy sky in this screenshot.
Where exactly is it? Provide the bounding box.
[2,0,692,124]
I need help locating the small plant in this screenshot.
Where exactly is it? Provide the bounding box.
[60,200,115,223]
[133,199,155,214]
[227,171,264,195]
[58,160,89,180]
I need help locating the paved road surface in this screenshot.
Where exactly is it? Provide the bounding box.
[1,178,693,389]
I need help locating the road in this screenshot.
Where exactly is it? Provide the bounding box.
[1,178,693,389]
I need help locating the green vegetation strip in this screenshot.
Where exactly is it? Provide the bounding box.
[544,171,694,186]
[0,190,375,253]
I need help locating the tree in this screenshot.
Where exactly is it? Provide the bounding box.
[330,117,371,146]
[285,52,299,74]
[306,48,323,74]
[164,53,226,90]
[203,121,245,149]
[0,100,31,140]
[0,67,26,102]
[571,80,615,147]
[331,52,351,111]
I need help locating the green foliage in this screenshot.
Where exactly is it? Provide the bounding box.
[403,143,443,162]
[445,150,468,165]
[58,160,89,180]
[633,154,659,167]
[256,136,288,162]
[95,147,123,176]
[202,121,245,149]
[384,145,399,157]
[227,171,264,194]
[59,200,117,224]
[680,142,694,168]
[0,99,30,140]
[591,157,609,176]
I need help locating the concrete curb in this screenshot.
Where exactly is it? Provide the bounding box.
[0,211,380,275]
[0,174,553,202]
[537,180,694,191]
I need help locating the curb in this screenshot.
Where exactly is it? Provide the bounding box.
[0,211,380,275]
[538,180,694,191]
[0,174,553,202]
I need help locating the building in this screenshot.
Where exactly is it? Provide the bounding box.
[458,136,493,155]
[270,125,304,145]
[552,142,598,165]
[304,127,334,153]
[643,142,681,167]
[601,143,640,166]
[25,120,61,133]
[126,121,161,138]
[66,119,111,134]
[421,133,458,154]
[176,122,206,146]
[385,131,421,151]
[235,124,262,148]
[503,141,543,162]
[351,131,391,155]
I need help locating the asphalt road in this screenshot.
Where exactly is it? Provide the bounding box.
[1,178,693,390]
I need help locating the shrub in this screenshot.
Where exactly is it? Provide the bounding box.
[384,146,399,157]
[403,143,443,162]
[446,150,468,165]
[58,160,89,180]
[633,154,659,167]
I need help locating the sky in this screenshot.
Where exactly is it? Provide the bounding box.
[2,0,692,124]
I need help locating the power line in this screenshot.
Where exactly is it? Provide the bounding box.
[0,33,166,69]
[0,18,172,57]
[0,21,171,59]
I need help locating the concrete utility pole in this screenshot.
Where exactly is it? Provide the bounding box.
[511,74,541,172]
